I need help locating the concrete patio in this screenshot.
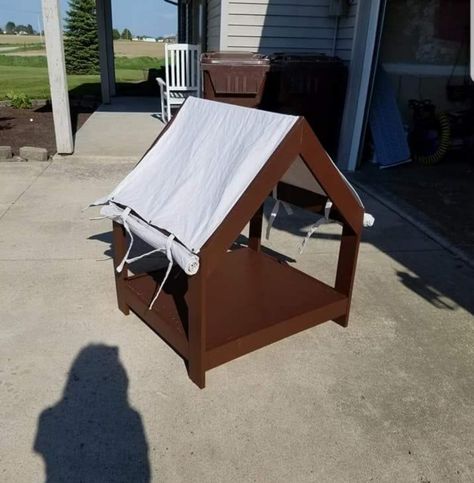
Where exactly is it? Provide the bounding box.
[0,156,473,482]
[69,97,164,160]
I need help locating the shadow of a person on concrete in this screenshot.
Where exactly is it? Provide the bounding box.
[33,344,150,483]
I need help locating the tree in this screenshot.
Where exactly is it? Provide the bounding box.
[15,24,28,34]
[121,28,132,40]
[112,28,120,40]
[26,24,34,35]
[64,0,99,74]
[5,21,15,34]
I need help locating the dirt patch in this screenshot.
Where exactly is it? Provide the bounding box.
[0,104,93,156]
[0,37,166,58]
[0,34,42,44]
[113,40,166,58]
[0,35,165,59]
[3,40,166,57]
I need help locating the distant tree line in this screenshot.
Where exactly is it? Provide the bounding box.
[113,28,133,40]
[2,21,37,35]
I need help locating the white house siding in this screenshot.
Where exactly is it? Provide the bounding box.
[207,0,222,50]
[219,0,357,61]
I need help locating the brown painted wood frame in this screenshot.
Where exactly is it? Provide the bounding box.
[111,116,364,388]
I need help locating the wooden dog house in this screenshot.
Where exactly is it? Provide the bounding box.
[96,98,365,388]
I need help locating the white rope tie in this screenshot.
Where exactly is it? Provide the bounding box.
[116,207,133,273]
[266,198,281,240]
[148,234,175,310]
[283,202,293,215]
[125,247,164,264]
[298,218,329,254]
[299,200,334,255]
[265,187,293,240]
[324,200,333,219]
[113,207,177,310]
[364,213,375,227]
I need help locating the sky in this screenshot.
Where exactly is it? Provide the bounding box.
[0,0,177,37]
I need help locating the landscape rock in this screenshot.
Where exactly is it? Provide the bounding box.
[0,146,12,159]
[19,146,48,161]
[31,99,49,108]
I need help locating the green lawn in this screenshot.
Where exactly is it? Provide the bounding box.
[0,55,164,100]
[0,43,45,52]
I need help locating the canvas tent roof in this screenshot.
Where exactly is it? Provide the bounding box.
[95,97,299,254]
[94,97,369,284]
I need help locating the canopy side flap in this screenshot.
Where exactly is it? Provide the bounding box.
[299,121,364,234]
[201,118,305,276]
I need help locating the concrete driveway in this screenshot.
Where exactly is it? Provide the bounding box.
[0,158,473,482]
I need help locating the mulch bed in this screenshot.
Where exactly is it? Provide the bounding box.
[0,103,94,156]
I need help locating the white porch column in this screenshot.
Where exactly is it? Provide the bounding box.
[42,0,74,154]
[96,0,115,103]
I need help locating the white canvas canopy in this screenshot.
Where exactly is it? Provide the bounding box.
[95,97,298,250]
[94,97,373,303]
[93,98,300,305]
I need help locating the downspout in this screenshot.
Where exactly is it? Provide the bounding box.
[201,0,208,51]
[332,16,340,57]
[175,0,192,43]
[177,0,183,42]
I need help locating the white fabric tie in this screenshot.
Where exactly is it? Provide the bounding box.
[299,200,334,255]
[324,200,333,219]
[115,208,172,271]
[125,247,165,265]
[148,234,175,310]
[363,213,375,227]
[116,207,133,273]
[101,203,199,275]
[115,207,177,274]
[265,187,293,240]
[298,202,375,254]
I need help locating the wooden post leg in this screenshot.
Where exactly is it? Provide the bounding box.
[187,259,207,388]
[112,221,130,315]
[334,224,361,327]
[248,204,264,251]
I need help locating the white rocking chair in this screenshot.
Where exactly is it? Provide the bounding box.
[157,43,201,122]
